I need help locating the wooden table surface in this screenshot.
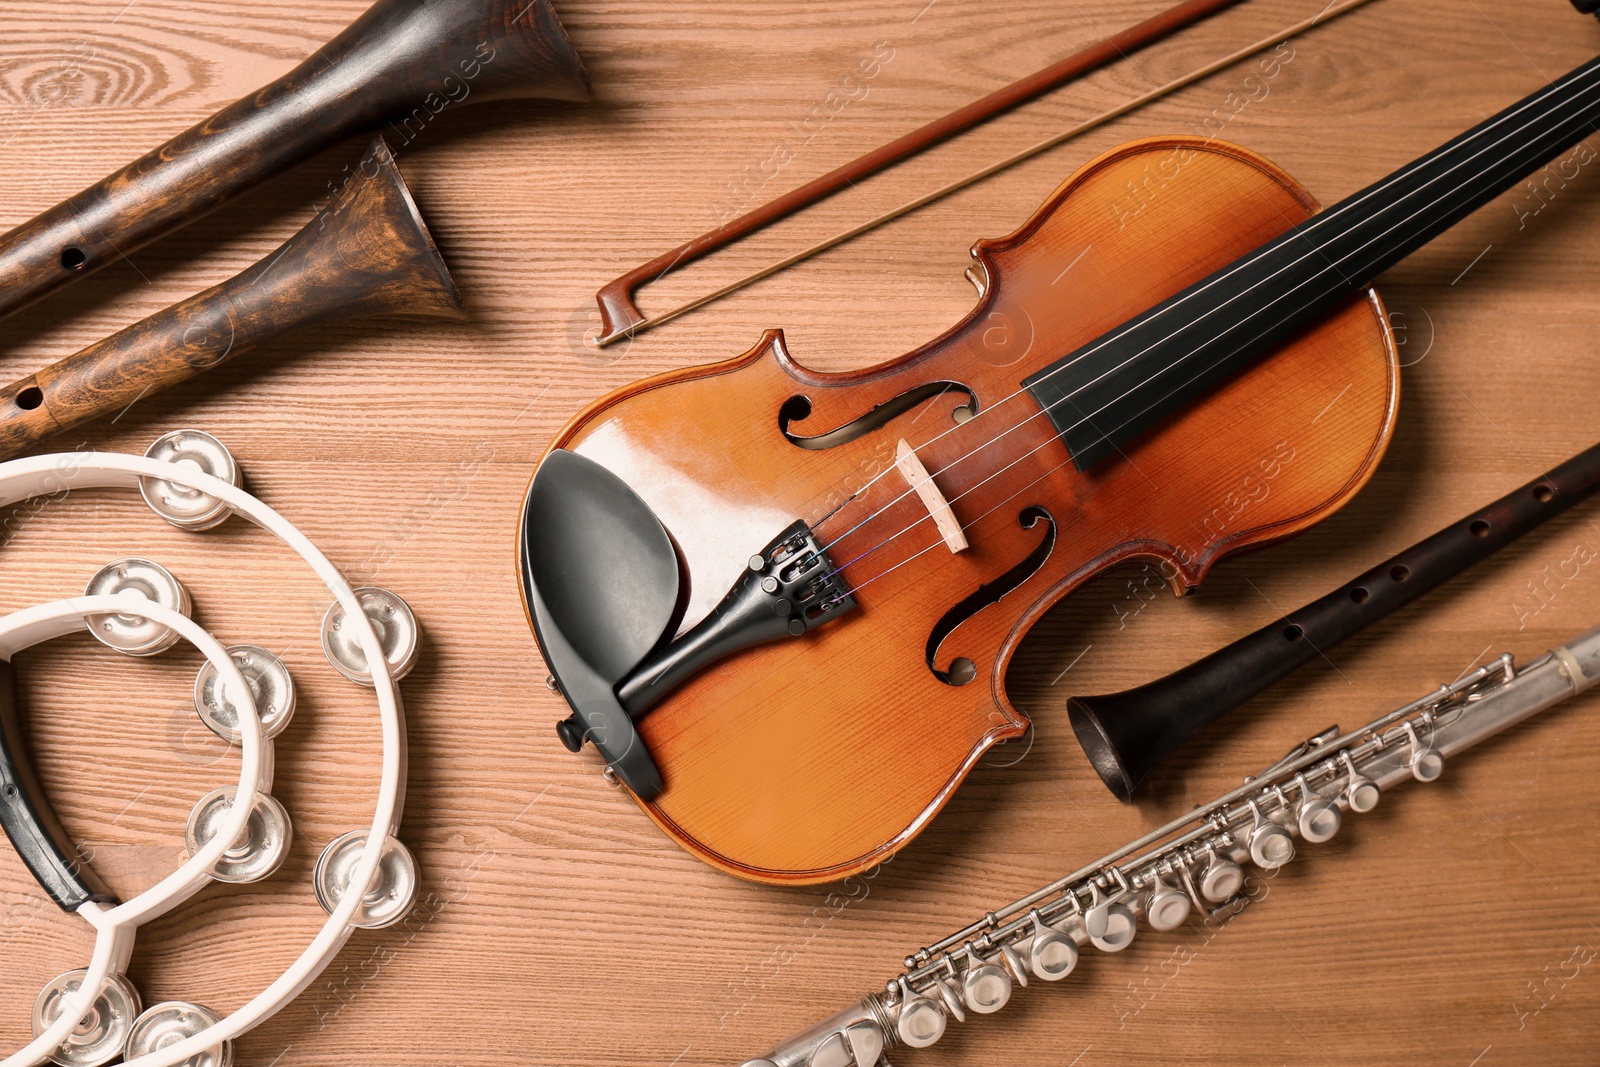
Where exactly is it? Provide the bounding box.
[0,0,1598,1064]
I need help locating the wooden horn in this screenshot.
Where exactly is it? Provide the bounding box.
[0,136,463,459]
[0,0,588,322]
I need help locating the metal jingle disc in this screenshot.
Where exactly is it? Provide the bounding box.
[961,960,1012,1014]
[32,970,142,1067]
[125,1002,231,1067]
[320,587,419,686]
[186,788,293,884]
[193,644,296,743]
[313,829,418,929]
[1028,926,1079,981]
[139,429,240,531]
[83,558,193,657]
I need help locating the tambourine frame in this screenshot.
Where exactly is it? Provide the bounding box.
[0,451,408,1067]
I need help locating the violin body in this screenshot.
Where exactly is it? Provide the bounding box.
[540,135,1398,884]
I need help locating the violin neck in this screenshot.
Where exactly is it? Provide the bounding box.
[1025,55,1600,471]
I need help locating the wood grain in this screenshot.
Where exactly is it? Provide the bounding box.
[0,0,1597,1064]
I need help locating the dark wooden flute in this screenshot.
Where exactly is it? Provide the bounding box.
[0,137,462,459]
[0,0,587,324]
[1069,441,1600,801]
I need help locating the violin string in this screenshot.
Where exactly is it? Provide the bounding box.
[819,61,1593,550]
[817,68,1600,591]
[819,61,1593,559]
[801,0,1386,556]
[826,423,1105,603]
[829,80,1599,588]
[1049,86,1600,456]
[819,60,1593,559]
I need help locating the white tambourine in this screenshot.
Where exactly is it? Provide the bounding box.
[0,442,412,1067]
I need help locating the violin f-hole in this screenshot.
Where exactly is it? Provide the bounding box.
[925,505,1057,685]
[780,382,976,450]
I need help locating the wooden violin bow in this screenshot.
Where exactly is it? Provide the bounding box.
[596,0,1382,346]
[591,0,1248,346]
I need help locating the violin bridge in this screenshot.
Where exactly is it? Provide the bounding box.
[895,438,968,554]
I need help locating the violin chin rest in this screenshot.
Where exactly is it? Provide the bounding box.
[521,448,681,799]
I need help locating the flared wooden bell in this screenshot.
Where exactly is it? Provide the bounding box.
[0,136,462,459]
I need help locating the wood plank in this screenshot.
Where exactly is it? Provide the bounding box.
[0,0,1597,1064]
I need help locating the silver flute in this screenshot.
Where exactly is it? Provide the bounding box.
[739,623,1600,1067]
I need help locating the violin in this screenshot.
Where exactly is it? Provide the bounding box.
[521,56,1600,885]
